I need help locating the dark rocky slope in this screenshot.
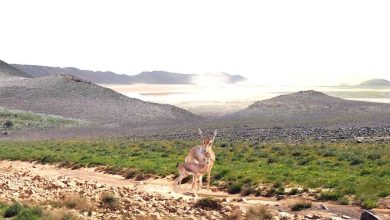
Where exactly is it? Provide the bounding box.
[218,90,390,127]
[0,74,201,127]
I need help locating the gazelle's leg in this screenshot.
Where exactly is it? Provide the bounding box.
[173,177,179,192]
[198,175,202,191]
[207,161,215,190]
[191,174,197,191]
[178,173,188,191]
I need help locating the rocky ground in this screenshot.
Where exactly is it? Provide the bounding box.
[147,126,390,143]
[0,161,389,220]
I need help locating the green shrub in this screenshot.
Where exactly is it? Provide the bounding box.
[4,202,22,218]
[228,182,243,194]
[317,191,343,201]
[360,199,378,209]
[15,207,43,220]
[291,201,312,211]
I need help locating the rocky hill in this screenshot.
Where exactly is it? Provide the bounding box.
[219,90,390,127]
[12,64,246,85]
[0,60,201,127]
[0,60,32,78]
[0,75,200,127]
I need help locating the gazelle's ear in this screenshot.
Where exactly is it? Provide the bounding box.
[198,128,204,141]
[212,129,218,141]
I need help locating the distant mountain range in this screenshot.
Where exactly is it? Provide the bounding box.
[219,90,390,127]
[358,78,390,87]
[0,60,201,127]
[335,78,390,88]
[12,64,246,85]
[3,59,390,131]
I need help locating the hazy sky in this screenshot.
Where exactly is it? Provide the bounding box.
[1,0,390,86]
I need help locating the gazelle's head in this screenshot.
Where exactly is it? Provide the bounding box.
[198,128,217,149]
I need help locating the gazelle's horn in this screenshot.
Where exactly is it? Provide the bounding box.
[198,128,204,141]
[212,129,218,141]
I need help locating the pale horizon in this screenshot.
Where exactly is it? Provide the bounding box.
[2,0,390,86]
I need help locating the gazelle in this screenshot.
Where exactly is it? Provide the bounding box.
[174,152,211,192]
[185,129,217,190]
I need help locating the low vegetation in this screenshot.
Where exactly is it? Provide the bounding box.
[62,195,95,213]
[246,206,273,220]
[1,202,43,220]
[193,197,222,211]
[0,199,91,220]
[291,201,312,211]
[100,192,119,209]
[0,139,389,208]
[0,107,83,130]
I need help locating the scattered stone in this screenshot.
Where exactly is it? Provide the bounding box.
[305,214,321,219]
[360,211,380,220]
[0,163,232,220]
[319,203,329,210]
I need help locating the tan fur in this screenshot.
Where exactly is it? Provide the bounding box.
[174,152,210,192]
[184,129,217,190]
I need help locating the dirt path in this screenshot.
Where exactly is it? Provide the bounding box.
[0,160,389,219]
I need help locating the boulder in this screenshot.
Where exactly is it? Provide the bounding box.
[361,211,380,220]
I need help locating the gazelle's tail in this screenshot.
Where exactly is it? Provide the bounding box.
[176,163,179,168]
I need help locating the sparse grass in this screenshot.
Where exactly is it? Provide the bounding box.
[246,206,273,220]
[43,209,80,220]
[62,195,95,213]
[193,197,222,211]
[0,139,389,208]
[291,201,312,211]
[0,106,83,130]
